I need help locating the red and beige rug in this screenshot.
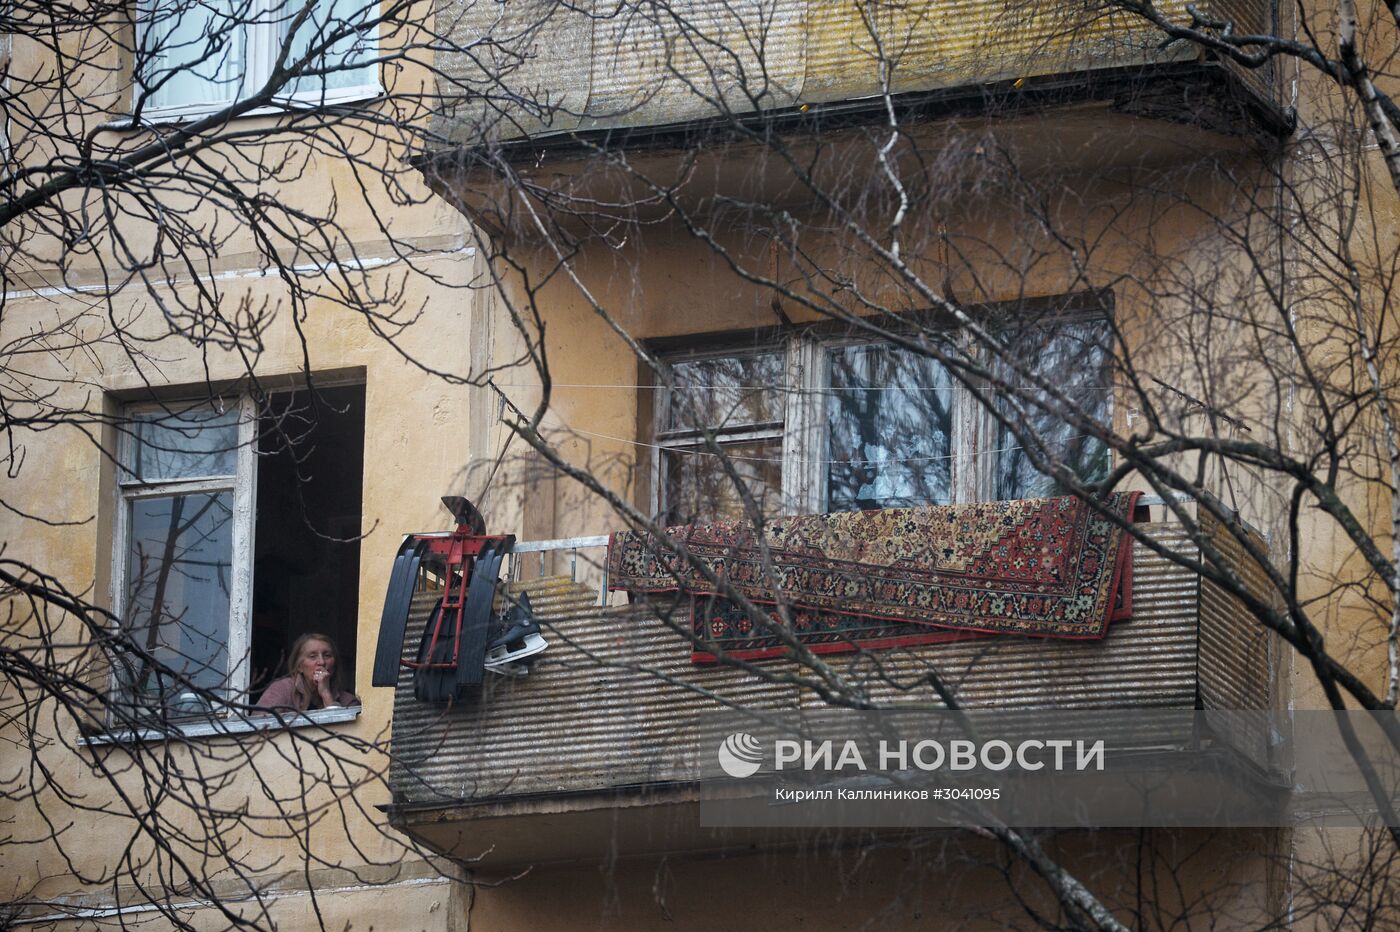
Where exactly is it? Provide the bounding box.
[606,492,1142,662]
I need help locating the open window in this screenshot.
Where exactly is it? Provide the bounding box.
[653,299,1112,523]
[112,382,365,721]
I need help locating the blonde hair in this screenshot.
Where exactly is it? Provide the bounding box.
[287,632,340,694]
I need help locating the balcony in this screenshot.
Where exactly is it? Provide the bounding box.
[383,501,1280,867]
[420,0,1289,232]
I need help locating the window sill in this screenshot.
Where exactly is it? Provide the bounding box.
[98,85,383,132]
[79,705,361,747]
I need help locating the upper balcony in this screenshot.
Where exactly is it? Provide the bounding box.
[382,500,1282,868]
[422,0,1290,234]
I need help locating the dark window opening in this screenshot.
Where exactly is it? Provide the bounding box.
[250,384,365,698]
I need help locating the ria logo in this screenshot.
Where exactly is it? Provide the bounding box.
[717,732,764,778]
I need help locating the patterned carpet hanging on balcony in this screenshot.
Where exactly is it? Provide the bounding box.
[606,491,1143,662]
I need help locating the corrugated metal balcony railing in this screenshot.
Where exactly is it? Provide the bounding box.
[385,506,1279,866]
[430,0,1286,148]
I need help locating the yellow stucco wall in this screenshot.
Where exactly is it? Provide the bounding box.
[0,8,498,924]
[0,246,490,924]
[5,0,1400,926]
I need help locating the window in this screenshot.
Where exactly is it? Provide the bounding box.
[992,318,1113,500]
[112,384,365,720]
[137,0,379,118]
[656,351,788,523]
[655,307,1112,524]
[824,340,957,511]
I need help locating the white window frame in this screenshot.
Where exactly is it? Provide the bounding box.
[81,705,359,746]
[652,313,1113,520]
[135,0,382,123]
[110,395,258,716]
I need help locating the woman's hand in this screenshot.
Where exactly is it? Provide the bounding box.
[311,668,335,704]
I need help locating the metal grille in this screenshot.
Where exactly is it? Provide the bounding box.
[1208,0,1279,101]
[820,522,1200,711]
[388,514,1277,809]
[1196,508,1279,771]
[389,579,795,805]
[429,0,1275,146]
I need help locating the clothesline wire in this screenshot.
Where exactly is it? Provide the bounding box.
[552,422,1100,466]
[487,381,1113,393]
[488,380,1103,467]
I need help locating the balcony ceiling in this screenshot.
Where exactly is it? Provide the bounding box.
[418,77,1285,239]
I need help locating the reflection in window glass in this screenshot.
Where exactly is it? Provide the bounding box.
[995,319,1113,499]
[278,0,378,97]
[124,492,234,714]
[666,352,785,433]
[130,405,239,481]
[141,0,247,110]
[826,344,954,511]
[664,440,783,525]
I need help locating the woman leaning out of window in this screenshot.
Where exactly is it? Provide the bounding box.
[255,633,359,713]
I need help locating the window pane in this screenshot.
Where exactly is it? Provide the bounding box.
[123,492,234,713]
[665,352,785,433]
[140,0,247,111]
[826,343,953,511]
[663,440,782,525]
[129,404,239,481]
[995,319,1113,500]
[278,0,378,97]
